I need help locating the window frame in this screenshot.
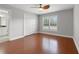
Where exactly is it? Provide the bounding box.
[42,15,58,32]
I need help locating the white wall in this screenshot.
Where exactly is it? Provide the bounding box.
[38,9,73,37]
[74,5,79,53]
[24,13,38,36]
[0,4,38,40]
[9,10,24,40]
[9,6,38,40]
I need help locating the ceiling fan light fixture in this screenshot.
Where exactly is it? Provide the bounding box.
[43,5,50,9]
[31,4,50,11]
[39,8,43,11]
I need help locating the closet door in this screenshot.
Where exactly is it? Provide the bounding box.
[24,13,37,36]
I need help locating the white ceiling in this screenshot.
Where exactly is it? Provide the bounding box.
[9,4,74,15]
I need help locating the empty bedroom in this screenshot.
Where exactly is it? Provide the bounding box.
[0,4,79,54]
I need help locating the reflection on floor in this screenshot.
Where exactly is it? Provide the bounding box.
[0,33,78,54]
[42,37,58,53]
[0,35,9,42]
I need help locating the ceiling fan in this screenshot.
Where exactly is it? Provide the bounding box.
[31,4,50,10]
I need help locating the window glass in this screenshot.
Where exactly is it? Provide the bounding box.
[42,15,57,31]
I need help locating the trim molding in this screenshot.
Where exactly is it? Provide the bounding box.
[0,38,9,43]
[9,33,38,41]
[9,35,24,41]
[24,33,38,37]
[9,32,79,53]
[39,32,73,38]
[0,36,9,42]
[73,37,79,53]
[39,32,79,53]
[9,32,73,41]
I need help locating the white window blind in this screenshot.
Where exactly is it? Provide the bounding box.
[42,15,58,31]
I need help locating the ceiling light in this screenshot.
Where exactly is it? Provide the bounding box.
[39,8,43,11]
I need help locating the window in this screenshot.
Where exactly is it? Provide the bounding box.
[0,14,8,27]
[0,17,6,27]
[43,16,49,30]
[0,9,8,36]
[42,15,57,31]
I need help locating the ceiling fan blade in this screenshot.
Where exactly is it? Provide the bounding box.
[30,4,50,10]
[31,4,43,8]
[31,7,40,8]
[43,5,50,9]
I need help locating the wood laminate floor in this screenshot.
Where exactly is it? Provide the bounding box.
[0,33,78,54]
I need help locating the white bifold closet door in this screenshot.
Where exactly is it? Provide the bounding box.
[24,13,38,36]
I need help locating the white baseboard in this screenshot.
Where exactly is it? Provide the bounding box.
[39,32,73,38]
[0,38,9,43]
[9,32,79,53]
[39,32,79,53]
[0,36,9,43]
[9,33,37,41]
[24,32,38,37]
[73,37,79,53]
[9,35,24,41]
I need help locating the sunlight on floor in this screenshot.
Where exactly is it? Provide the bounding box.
[42,37,58,53]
